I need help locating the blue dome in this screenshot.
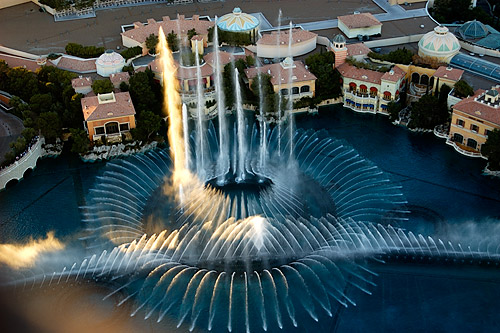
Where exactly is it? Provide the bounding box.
[217,7,259,32]
[456,20,489,39]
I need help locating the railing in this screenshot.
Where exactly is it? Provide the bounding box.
[446,139,486,159]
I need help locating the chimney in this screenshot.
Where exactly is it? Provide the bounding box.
[133,22,143,28]
[147,18,156,25]
[193,15,199,21]
[162,16,170,22]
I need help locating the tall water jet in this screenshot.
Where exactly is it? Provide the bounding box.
[287,22,295,160]
[234,68,246,182]
[214,16,229,182]
[157,28,187,187]
[182,103,190,170]
[195,42,206,179]
[276,9,283,156]
[257,68,267,169]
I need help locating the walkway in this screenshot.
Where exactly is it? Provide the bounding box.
[0,107,24,165]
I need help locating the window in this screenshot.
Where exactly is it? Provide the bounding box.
[485,129,492,136]
[120,123,130,131]
[383,91,391,100]
[105,122,119,135]
[452,133,463,144]
[349,82,356,92]
[280,88,288,95]
[370,87,378,96]
[292,87,299,95]
[456,119,465,127]
[467,138,477,149]
[95,127,105,135]
[300,85,310,93]
[470,124,479,133]
[359,85,367,93]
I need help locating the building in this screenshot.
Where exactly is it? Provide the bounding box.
[455,20,489,40]
[337,13,382,39]
[121,15,214,55]
[81,91,136,142]
[245,57,316,100]
[448,86,500,156]
[256,29,317,59]
[331,34,348,68]
[336,62,406,114]
[217,7,260,42]
[418,26,461,63]
[346,43,372,61]
[96,50,126,77]
[109,72,130,89]
[71,76,93,95]
[51,55,97,74]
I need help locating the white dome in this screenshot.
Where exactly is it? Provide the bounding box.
[418,26,461,63]
[96,50,125,77]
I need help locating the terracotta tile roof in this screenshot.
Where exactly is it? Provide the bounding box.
[245,60,317,86]
[453,88,500,126]
[148,58,214,80]
[71,76,93,89]
[109,72,130,86]
[336,62,384,85]
[346,43,371,57]
[191,35,204,41]
[122,15,214,45]
[81,91,136,122]
[338,13,381,29]
[0,53,46,72]
[203,51,234,68]
[433,66,464,81]
[257,29,317,46]
[54,55,97,73]
[381,65,406,82]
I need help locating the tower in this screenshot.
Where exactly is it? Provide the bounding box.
[331,34,347,68]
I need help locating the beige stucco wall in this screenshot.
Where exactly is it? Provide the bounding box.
[256,37,317,58]
[449,110,498,151]
[87,115,136,141]
[0,0,33,9]
[338,21,382,39]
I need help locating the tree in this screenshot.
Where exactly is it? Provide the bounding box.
[132,111,162,142]
[166,31,179,52]
[306,51,341,100]
[9,136,27,156]
[29,93,53,115]
[454,80,474,98]
[207,26,214,43]
[482,129,500,170]
[22,127,37,142]
[91,79,114,94]
[36,112,62,143]
[0,60,9,91]
[250,73,276,115]
[69,128,90,154]
[65,42,105,59]
[120,81,129,92]
[245,55,256,67]
[128,71,161,114]
[146,34,159,54]
[368,47,414,65]
[6,67,39,101]
[387,101,402,122]
[409,94,448,129]
[187,28,197,40]
[120,46,143,60]
[438,84,452,104]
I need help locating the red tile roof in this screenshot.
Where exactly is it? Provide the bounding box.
[336,62,384,84]
[257,29,317,46]
[432,66,464,82]
[82,91,136,122]
[122,15,214,45]
[0,53,45,72]
[109,72,130,86]
[453,88,500,126]
[54,55,97,73]
[338,13,381,29]
[245,60,317,86]
[203,51,234,68]
[346,43,371,57]
[381,65,406,82]
[71,76,93,89]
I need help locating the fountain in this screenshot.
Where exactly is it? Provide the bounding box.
[2,12,500,333]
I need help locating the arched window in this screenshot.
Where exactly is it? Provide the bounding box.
[292,87,299,95]
[370,87,378,96]
[359,84,367,93]
[420,74,429,86]
[411,73,420,84]
[300,85,310,93]
[105,122,119,135]
[429,76,435,87]
[280,88,289,95]
[452,133,463,144]
[349,82,357,92]
[467,138,478,150]
[383,91,391,100]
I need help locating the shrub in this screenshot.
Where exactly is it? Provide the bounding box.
[65,42,105,59]
[120,46,142,60]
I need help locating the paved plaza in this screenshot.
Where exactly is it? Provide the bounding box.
[0,0,384,54]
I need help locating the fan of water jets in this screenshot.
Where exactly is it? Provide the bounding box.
[82,126,408,250]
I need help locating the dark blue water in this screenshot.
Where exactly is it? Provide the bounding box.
[1,104,500,332]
